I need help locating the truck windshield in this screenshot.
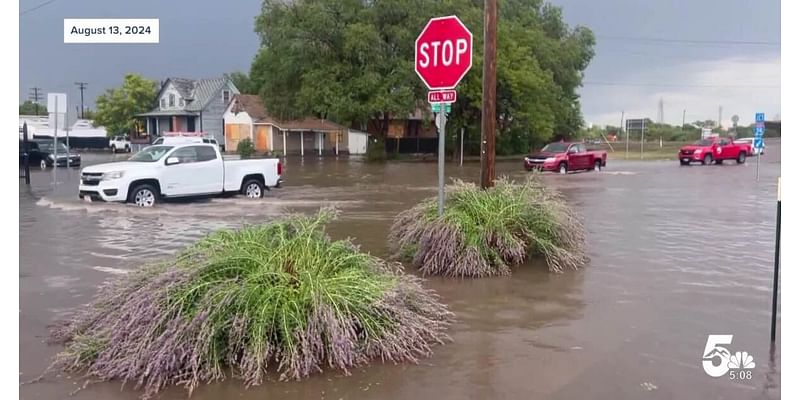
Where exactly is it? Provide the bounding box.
[541,143,569,152]
[129,146,174,162]
[694,139,714,146]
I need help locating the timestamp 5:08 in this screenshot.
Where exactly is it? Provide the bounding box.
[108,26,152,35]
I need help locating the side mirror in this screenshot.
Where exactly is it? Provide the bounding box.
[165,157,180,165]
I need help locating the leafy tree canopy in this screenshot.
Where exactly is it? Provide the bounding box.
[93,74,158,137]
[250,0,594,153]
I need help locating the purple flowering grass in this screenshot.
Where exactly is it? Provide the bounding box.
[389,177,588,277]
[47,210,453,399]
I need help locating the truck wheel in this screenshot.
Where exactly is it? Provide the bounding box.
[242,179,264,199]
[128,184,159,207]
[736,151,746,164]
[702,154,712,165]
[559,162,568,174]
[593,160,602,172]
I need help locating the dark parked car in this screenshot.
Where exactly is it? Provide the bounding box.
[19,139,81,168]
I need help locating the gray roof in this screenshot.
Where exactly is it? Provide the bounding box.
[135,109,198,117]
[149,77,232,113]
[185,77,227,111]
[168,78,195,99]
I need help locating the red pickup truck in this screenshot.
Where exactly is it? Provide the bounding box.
[678,136,749,165]
[524,142,607,174]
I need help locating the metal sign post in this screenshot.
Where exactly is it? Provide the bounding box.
[755,112,765,181]
[625,119,629,159]
[640,118,645,160]
[53,96,59,161]
[460,127,464,167]
[771,177,781,342]
[437,104,446,216]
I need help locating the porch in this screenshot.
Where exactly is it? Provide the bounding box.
[135,110,201,142]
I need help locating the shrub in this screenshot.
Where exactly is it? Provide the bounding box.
[366,137,387,162]
[389,176,588,277]
[48,210,452,398]
[237,138,256,158]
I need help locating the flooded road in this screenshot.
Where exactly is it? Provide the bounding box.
[20,143,781,399]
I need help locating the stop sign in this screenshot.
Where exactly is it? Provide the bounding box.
[415,15,473,90]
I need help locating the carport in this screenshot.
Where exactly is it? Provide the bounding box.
[272,118,349,157]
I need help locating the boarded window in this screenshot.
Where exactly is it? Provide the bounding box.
[169,94,175,107]
[223,90,230,104]
[160,98,166,109]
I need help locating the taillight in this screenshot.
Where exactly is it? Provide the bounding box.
[277,161,283,176]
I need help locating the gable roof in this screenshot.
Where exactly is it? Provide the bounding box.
[230,94,277,124]
[229,94,353,132]
[155,77,234,112]
[185,77,228,111]
[168,78,195,99]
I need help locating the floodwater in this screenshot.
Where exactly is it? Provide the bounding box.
[20,141,781,400]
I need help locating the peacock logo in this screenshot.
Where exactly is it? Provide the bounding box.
[727,351,756,370]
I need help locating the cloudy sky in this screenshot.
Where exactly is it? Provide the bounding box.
[19,0,780,127]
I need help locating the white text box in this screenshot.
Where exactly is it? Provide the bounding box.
[64,19,159,44]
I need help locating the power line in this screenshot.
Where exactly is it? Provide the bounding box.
[583,81,779,89]
[20,0,59,16]
[595,34,780,46]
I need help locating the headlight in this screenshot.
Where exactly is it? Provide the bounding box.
[102,171,124,180]
[47,154,54,159]
[694,149,702,154]
[544,157,556,163]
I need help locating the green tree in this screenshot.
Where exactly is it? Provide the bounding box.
[82,109,97,120]
[93,74,158,136]
[249,0,594,155]
[226,72,257,94]
[19,100,43,116]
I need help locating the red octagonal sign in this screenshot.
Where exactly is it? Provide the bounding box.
[415,15,473,90]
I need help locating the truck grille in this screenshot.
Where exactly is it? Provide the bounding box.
[81,172,102,186]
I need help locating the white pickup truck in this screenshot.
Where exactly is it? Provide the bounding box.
[79,143,282,207]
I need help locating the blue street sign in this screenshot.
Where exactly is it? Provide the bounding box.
[754,138,764,149]
[756,112,765,123]
[754,126,765,136]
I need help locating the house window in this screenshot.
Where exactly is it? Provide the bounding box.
[223,90,230,104]
[169,94,175,107]
[160,98,166,109]
[179,99,184,107]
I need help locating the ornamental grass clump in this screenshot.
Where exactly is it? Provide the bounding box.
[389,176,587,277]
[48,209,452,399]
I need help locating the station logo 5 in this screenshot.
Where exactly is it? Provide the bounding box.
[702,335,755,379]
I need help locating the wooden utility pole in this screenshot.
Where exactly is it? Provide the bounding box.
[480,0,497,189]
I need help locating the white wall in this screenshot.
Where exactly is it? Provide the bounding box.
[159,83,184,110]
[223,108,253,125]
[348,129,368,154]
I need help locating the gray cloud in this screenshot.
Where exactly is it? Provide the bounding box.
[19,0,781,125]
